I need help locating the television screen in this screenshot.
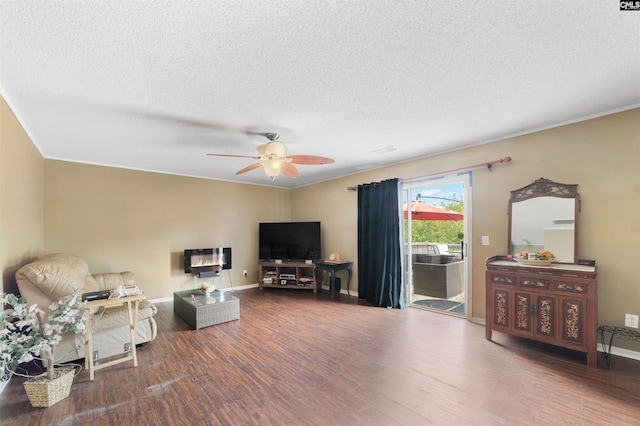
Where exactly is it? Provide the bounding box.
[259,222,321,261]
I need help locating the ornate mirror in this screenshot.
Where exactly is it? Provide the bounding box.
[508,178,580,263]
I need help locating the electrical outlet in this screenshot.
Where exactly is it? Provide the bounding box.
[625,314,639,329]
[482,235,490,246]
[243,270,248,277]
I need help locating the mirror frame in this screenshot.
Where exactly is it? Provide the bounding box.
[508,177,580,263]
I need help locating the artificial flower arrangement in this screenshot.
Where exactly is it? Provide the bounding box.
[518,250,555,260]
[198,282,216,294]
[0,293,85,380]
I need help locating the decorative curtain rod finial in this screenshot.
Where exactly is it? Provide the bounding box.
[488,156,511,171]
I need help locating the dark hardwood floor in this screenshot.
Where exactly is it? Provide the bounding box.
[1,287,639,425]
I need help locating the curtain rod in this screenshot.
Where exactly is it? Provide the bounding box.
[346,156,511,191]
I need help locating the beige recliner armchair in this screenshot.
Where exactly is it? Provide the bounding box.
[15,253,157,364]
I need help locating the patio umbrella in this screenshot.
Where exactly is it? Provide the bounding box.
[403,200,463,221]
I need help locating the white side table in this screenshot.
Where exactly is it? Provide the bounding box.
[84,294,145,381]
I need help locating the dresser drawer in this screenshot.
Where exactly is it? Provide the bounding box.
[519,276,550,290]
[553,279,590,294]
[488,272,516,286]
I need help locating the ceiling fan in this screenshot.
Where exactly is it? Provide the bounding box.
[207,133,334,179]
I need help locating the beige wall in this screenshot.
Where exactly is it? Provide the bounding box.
[43,161,292,299]
[0,95,45,295]
[292,108,640,351]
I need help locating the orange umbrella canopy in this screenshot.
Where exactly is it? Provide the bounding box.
[403,201,464,221]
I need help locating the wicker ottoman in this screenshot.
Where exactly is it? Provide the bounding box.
[173,290,240,330]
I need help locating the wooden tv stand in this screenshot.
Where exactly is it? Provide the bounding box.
[258,261,317,292]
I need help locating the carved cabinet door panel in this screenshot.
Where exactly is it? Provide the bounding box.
[490,288,511,332]
[560,296,585,346]
[535,295,557,339]
[513,291,534,335]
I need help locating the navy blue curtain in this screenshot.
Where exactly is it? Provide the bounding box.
[357,178,406,309]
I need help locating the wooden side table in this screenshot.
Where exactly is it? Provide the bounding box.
[314,261,353,297]
[84,293,145,381]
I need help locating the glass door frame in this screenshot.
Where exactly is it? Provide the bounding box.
[401,172,472,319]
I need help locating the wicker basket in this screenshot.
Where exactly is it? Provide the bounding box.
[23,368,74,407]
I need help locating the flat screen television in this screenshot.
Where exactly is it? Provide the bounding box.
[259,222,321,261]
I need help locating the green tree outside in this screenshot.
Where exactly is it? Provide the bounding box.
[404,200,464,244]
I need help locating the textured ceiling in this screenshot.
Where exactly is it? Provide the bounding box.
[1,1,639,188]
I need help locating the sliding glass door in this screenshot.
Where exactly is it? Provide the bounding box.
[402,173,471,318]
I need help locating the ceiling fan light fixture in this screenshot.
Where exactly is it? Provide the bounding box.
[265,141,286,158]
[256,144,269,156]
[262,159,284,177]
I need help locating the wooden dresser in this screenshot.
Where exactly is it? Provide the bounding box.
[485,256,598,367]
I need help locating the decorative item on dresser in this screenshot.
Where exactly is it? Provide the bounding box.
[486,178,599,367]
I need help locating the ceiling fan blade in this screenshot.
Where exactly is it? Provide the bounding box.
[207,153,260,159]
[281,163,300,178]
[287,155,335,165]
[235,163,262,175]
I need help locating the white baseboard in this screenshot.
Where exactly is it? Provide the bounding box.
[225,283,259,291]
[598,343,640,362]
[150,296,173,304]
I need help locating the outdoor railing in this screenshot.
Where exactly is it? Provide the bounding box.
[406,242,462,257]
